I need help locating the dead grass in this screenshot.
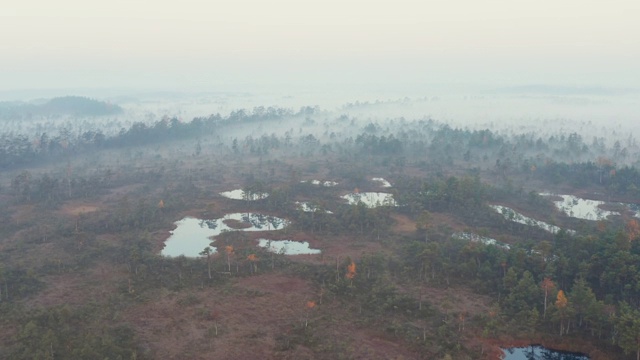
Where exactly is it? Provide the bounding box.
[124,273,317,359]
[9,204,36,225]
[391,214,416,233]
[26,260,126,308]
[119,268,429,359]
[59,203,99,216]
[2,153,621,360]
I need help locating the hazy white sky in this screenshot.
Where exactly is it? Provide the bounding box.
[1,0,639,92]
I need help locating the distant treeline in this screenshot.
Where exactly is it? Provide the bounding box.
[2,105,639,197]
[0,105,319,169]
[0,96,123,119]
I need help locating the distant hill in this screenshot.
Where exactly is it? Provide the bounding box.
[0,96,123,119]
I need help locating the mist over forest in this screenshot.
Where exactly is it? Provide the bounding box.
[0,83,639,359]
[2,0,640,358]
[1,87,639,173]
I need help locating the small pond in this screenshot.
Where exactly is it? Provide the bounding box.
[541,193,620,221]
[257,239,321,255]
[296,201,333,213]
[490,205,575,235]
[453,232,560,261]
[371,177,392,187]
[301,180,338,187]
[452,232,510,250]
[341,192,397,208]
[219,189,269,200]
[502,345,589,359]
[162,213,289,257]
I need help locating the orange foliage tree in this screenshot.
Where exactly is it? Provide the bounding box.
[225,245,234,272]
[306,301,316,309]
[304,300,317,328]
[346,261,356,285]
[247,254,259,274]
[627,219,640,241]
[346,261,356,279]
[555,289,568,335]
[541,277,556,319]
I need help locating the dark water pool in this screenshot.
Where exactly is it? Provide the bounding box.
[502,345,589,360]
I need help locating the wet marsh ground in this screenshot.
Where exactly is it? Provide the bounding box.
[0,130,631,359]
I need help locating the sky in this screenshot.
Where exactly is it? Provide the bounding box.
[1,0,639,93]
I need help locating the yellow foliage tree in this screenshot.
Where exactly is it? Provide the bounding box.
[247,254,258,274]
[225,246,234,272]
[346,261,356,279]
[555,289,568,335]
[627,219,640,241]
[346,261,356,285]
[556,290,567,306]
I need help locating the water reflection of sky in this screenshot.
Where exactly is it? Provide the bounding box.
[296,201,333,213]
[502,345,589,360]
[301,180,339,187]
[257,239,321,255]
[541,193,619,221]
[341,192,397,208]
[371,177,392,187]
[162,213,289,257]
[452,232,510,250]
[219,189,269,200]
[490,205,574,234]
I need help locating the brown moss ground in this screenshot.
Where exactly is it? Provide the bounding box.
[1,151,626,359]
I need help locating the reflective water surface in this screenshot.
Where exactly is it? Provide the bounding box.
[162,213,289,257]
[491,205,574,234]
[341,192,397,208]
[301,180,339,187]
[296,201,333,213]
[371,177,392,187]
[542,193,620,221]
[257,239,321,255]
[219,189,269,200]
[502,345,589,360]
[452,232,510,250]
